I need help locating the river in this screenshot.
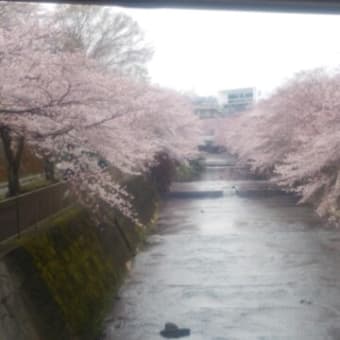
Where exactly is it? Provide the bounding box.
[103,153,340,340]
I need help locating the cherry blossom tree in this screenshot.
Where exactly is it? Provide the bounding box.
[41,4,153,180]
[0,18,200,221]
[0,2,152,191]
[223,69,340,223]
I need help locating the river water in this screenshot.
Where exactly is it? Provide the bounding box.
[103,154,340,340]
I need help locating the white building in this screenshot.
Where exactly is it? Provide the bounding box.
[218,87,256,115]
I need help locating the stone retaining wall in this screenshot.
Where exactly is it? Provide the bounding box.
[0,175,158,340]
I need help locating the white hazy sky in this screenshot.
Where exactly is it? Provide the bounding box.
[117,7,340,96]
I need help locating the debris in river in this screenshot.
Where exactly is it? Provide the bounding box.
[160,322,191,338]
[300,299,312,305]
[232,185,239,194]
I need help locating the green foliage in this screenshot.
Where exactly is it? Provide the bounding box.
[175,158,205,182]
[148,153,176,193]
[126,175,159,224]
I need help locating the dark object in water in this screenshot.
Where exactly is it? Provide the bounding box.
[232,185,239,194]
[300,299,312,305]
[160,322,191,338]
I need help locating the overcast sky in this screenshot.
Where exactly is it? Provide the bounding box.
[117,8,340,97]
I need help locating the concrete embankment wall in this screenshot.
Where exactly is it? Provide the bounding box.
[0,175,158,340]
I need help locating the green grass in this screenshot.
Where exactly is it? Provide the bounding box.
[0,177,51,201]
[175,158,205,182]
[20,177,51,193]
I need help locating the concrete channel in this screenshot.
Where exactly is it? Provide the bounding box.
[103,153,340,340]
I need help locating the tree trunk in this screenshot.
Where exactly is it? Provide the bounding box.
[43,158,55,181]
[0,127,24,197]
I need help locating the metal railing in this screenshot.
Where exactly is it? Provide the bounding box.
[0,182,70,242]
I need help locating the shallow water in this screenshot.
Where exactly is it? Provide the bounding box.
[103,155,340,340]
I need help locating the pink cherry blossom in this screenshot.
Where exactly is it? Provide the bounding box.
[0,19,200,222]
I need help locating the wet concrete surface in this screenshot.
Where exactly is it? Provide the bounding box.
[103,154,340,340]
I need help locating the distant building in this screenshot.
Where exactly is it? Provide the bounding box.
[192,96,221,119]
[218,87,256,115]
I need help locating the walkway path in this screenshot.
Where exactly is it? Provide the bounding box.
[0,174,44,198]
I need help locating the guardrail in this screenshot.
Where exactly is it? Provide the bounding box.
[0,182,70,242]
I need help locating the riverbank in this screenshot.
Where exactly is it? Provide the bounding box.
[0,174,159,340]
